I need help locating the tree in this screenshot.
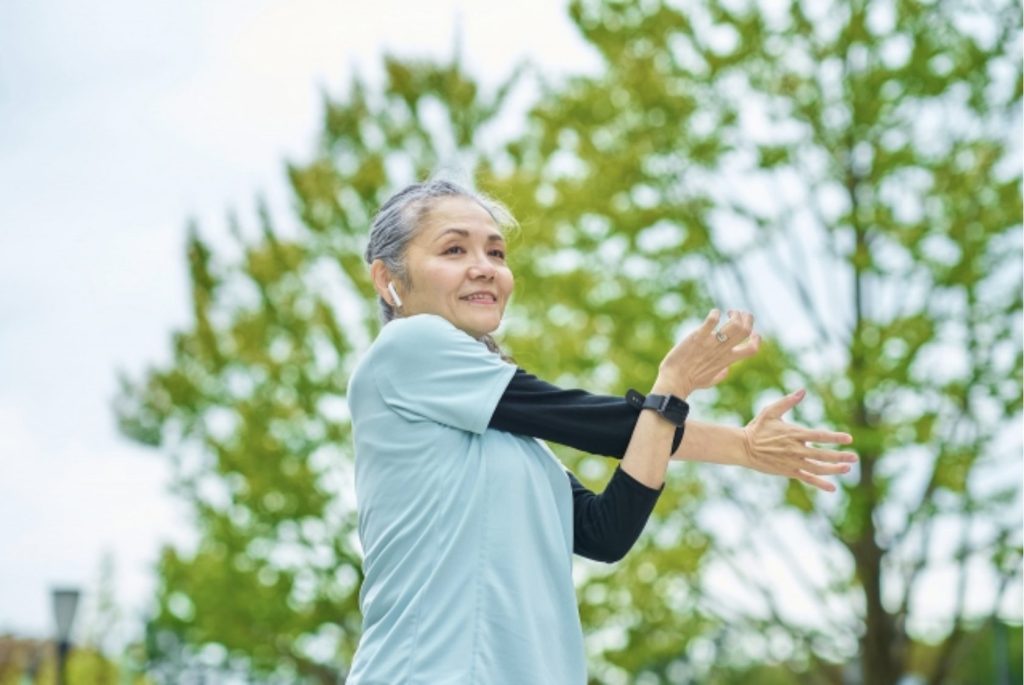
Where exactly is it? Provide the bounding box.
[115,0,1022,682]
[502,0,1021,682]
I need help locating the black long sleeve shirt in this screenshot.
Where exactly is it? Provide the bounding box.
[489,369,685,563]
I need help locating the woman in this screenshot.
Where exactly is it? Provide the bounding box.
[346,180,856,683]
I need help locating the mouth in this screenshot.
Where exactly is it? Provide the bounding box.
[460,292,499,305]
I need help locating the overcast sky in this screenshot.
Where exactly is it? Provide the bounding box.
[0,0,599,644]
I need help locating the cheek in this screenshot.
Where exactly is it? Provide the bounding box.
[419,262,463,296]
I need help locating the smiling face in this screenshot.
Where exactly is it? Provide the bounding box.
[379,195,514,338]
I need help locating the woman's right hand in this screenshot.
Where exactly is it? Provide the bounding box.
[653,309,760,398]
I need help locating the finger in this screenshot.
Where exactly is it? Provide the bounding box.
[731,333,761,358]
[721,310,754,340]
[794,469,836,493]
[738,310,754,333]
[761,388,805,420]
[701,308,722,335]
[725,309,753,325]
[710,367,729,384]
[802,446,859,463]
[796,428,854,445]
[798,459,852,476]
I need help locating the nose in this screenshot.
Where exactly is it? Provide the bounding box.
[467,252,496,280]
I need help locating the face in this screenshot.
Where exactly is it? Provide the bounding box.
[394,196,514,338]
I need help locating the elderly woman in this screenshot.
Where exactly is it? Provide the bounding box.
[346,179,856,683]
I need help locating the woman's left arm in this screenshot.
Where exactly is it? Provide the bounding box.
[492,369,855,491]
[490,368,683,457]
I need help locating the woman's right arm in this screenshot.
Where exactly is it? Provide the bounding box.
[562,310,755,564]
[497,309,758,488]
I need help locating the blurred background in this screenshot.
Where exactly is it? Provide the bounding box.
[1,0,1020,683]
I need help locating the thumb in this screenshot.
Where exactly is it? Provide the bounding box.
[762,388,805,420]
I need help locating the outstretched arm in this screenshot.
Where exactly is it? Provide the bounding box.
[492,377,854,491]
[489,368,684,457]
[674,389,856,492]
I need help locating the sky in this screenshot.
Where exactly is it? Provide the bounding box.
[0,0,599,645]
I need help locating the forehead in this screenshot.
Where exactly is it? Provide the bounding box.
[415,196,503,240]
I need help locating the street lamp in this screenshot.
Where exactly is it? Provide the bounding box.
[51,587,80,685]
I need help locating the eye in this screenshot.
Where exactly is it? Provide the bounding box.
[489,249,506,260]
[443,245,466,255]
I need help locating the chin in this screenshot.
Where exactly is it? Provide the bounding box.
[465,314,503,338]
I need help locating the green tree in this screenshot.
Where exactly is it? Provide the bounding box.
[115,1,1022,683]
[502,0,1022,682]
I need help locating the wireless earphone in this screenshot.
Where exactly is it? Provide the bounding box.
[387,282,403,309]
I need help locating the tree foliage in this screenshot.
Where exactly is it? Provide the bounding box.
[115,1,1022,682]
[527,1,1022,683]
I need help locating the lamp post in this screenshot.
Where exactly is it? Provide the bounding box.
[51,587,80,685]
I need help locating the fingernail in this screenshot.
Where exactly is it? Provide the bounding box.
[795,388,806,398]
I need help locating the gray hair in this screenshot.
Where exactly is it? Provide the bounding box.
[364,179,517,356]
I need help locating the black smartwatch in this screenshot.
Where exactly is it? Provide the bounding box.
[625,389,689,427]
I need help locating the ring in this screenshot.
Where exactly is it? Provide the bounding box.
[715,331,728,343]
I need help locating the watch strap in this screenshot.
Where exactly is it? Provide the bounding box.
[625,389,689,427]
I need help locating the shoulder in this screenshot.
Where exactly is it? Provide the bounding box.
[373,314,494,364]
[350,317,458,396]
[375,313,465,348]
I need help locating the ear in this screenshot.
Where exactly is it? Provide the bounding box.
[370,259,397,305]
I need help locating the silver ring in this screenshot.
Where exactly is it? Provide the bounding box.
[715,331,728,343]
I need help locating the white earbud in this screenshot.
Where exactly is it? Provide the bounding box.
[387,282,403,309]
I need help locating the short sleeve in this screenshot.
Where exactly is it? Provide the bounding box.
[371,314,517,434]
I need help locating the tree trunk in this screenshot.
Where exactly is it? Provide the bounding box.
[852,521,900,685]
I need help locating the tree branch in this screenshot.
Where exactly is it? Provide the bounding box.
[719,482,852,634]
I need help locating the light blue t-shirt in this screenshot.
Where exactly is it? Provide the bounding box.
[346,314,586,684]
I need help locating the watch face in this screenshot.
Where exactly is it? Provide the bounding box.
[662,395,688,425]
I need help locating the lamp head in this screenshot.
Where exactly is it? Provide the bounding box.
[52,587,80,643]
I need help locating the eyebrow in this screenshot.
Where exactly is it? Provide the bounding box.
[433,228,505,243]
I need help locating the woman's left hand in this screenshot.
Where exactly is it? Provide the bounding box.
[741,388,857,492]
